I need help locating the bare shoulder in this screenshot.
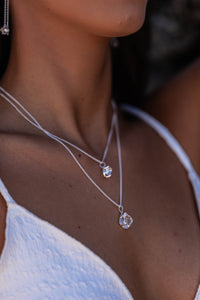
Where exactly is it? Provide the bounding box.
[145,58,200,120]
[144,58,200,173]
[0,193,7,256]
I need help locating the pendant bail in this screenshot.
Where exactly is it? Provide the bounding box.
[119,205,124,215]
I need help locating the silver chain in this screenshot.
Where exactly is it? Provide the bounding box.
[0,0,10,35]
[0,86,116,166]
[0,86,123,212]
[4,0,9,28]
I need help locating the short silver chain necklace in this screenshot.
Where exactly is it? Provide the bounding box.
[0,86,133,229]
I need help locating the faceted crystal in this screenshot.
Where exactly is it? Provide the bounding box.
[119,212,133,229]
[1,26,10,35]
[102,166,112,178]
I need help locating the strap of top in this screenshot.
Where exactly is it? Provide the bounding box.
[121,104,200,217]
[0,178,15,204]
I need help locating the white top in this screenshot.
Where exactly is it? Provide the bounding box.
[0,104,199,300]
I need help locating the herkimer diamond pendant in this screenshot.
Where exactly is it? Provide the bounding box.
[119,212,133,229]
[102,165,112,178]
[99,162,112,178]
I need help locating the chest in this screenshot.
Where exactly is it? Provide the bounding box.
[0,132,200,300]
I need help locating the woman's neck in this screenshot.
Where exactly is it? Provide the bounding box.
[1,1,113,152]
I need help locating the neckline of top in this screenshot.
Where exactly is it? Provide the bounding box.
[0,178,134,299]
[0,104,200,300]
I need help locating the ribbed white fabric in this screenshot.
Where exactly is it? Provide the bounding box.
[0,104,199,300]
[0,187,133,300]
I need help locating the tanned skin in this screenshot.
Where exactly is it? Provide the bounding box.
[0,1,199,299]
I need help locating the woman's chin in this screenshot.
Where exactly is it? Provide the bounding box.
[112,13,146,37]
[90,5,147,38]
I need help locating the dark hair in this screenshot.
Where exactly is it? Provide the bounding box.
[146,0,200,93]
[111,23,150,107]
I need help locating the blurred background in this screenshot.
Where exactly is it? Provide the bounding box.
[112,0,200,105]
[146,0,200,93]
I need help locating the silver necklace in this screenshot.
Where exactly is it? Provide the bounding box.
[0,0,10,35]
[0,86,133,229]
[0,87,115,179]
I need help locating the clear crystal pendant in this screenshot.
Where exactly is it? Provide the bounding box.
[99,162,112,178]
[0,25,10,35]
[119,211,133,229]
[103,166,112,178]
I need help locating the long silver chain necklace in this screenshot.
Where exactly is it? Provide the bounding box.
[0,86,133,229]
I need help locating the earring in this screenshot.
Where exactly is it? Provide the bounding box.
[0,0,10,35]
[110,37,120,48]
